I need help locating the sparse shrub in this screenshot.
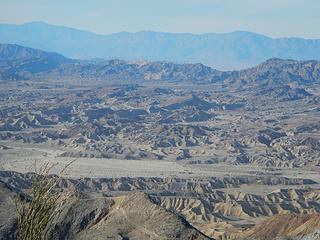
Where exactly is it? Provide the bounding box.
[16,161,75,240]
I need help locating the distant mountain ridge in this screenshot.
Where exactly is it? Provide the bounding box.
[0,43,73,80]
[0,43,70,62]
[0,43,319,92]
[1,22,320,70]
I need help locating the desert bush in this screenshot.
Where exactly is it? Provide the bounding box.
[16,161,75,240]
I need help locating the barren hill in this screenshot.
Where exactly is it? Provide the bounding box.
[0,180,210,240]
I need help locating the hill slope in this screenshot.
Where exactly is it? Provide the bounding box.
[0,181,211,240]
[0,43,73,80]
[242,214,320,240]
[1,44,319,90]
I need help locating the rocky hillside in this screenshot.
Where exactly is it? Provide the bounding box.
[241,214,320,240]
[0,44,320,89]
[0,180,210,240]
[226,58,320,88]
[0,43,73,80]
[1,172,320,240]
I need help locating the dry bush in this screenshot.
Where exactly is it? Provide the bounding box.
[16,160,75,240]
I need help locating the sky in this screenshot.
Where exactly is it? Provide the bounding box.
[0,0,319,38]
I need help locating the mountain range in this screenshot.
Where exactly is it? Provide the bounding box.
[1,26,320,240]
[1,22,320,70]
[1,43,319,91]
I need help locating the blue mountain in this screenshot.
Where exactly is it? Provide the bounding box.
[0,21,320,70]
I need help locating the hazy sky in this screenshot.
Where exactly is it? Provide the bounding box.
[0,0,319,38]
